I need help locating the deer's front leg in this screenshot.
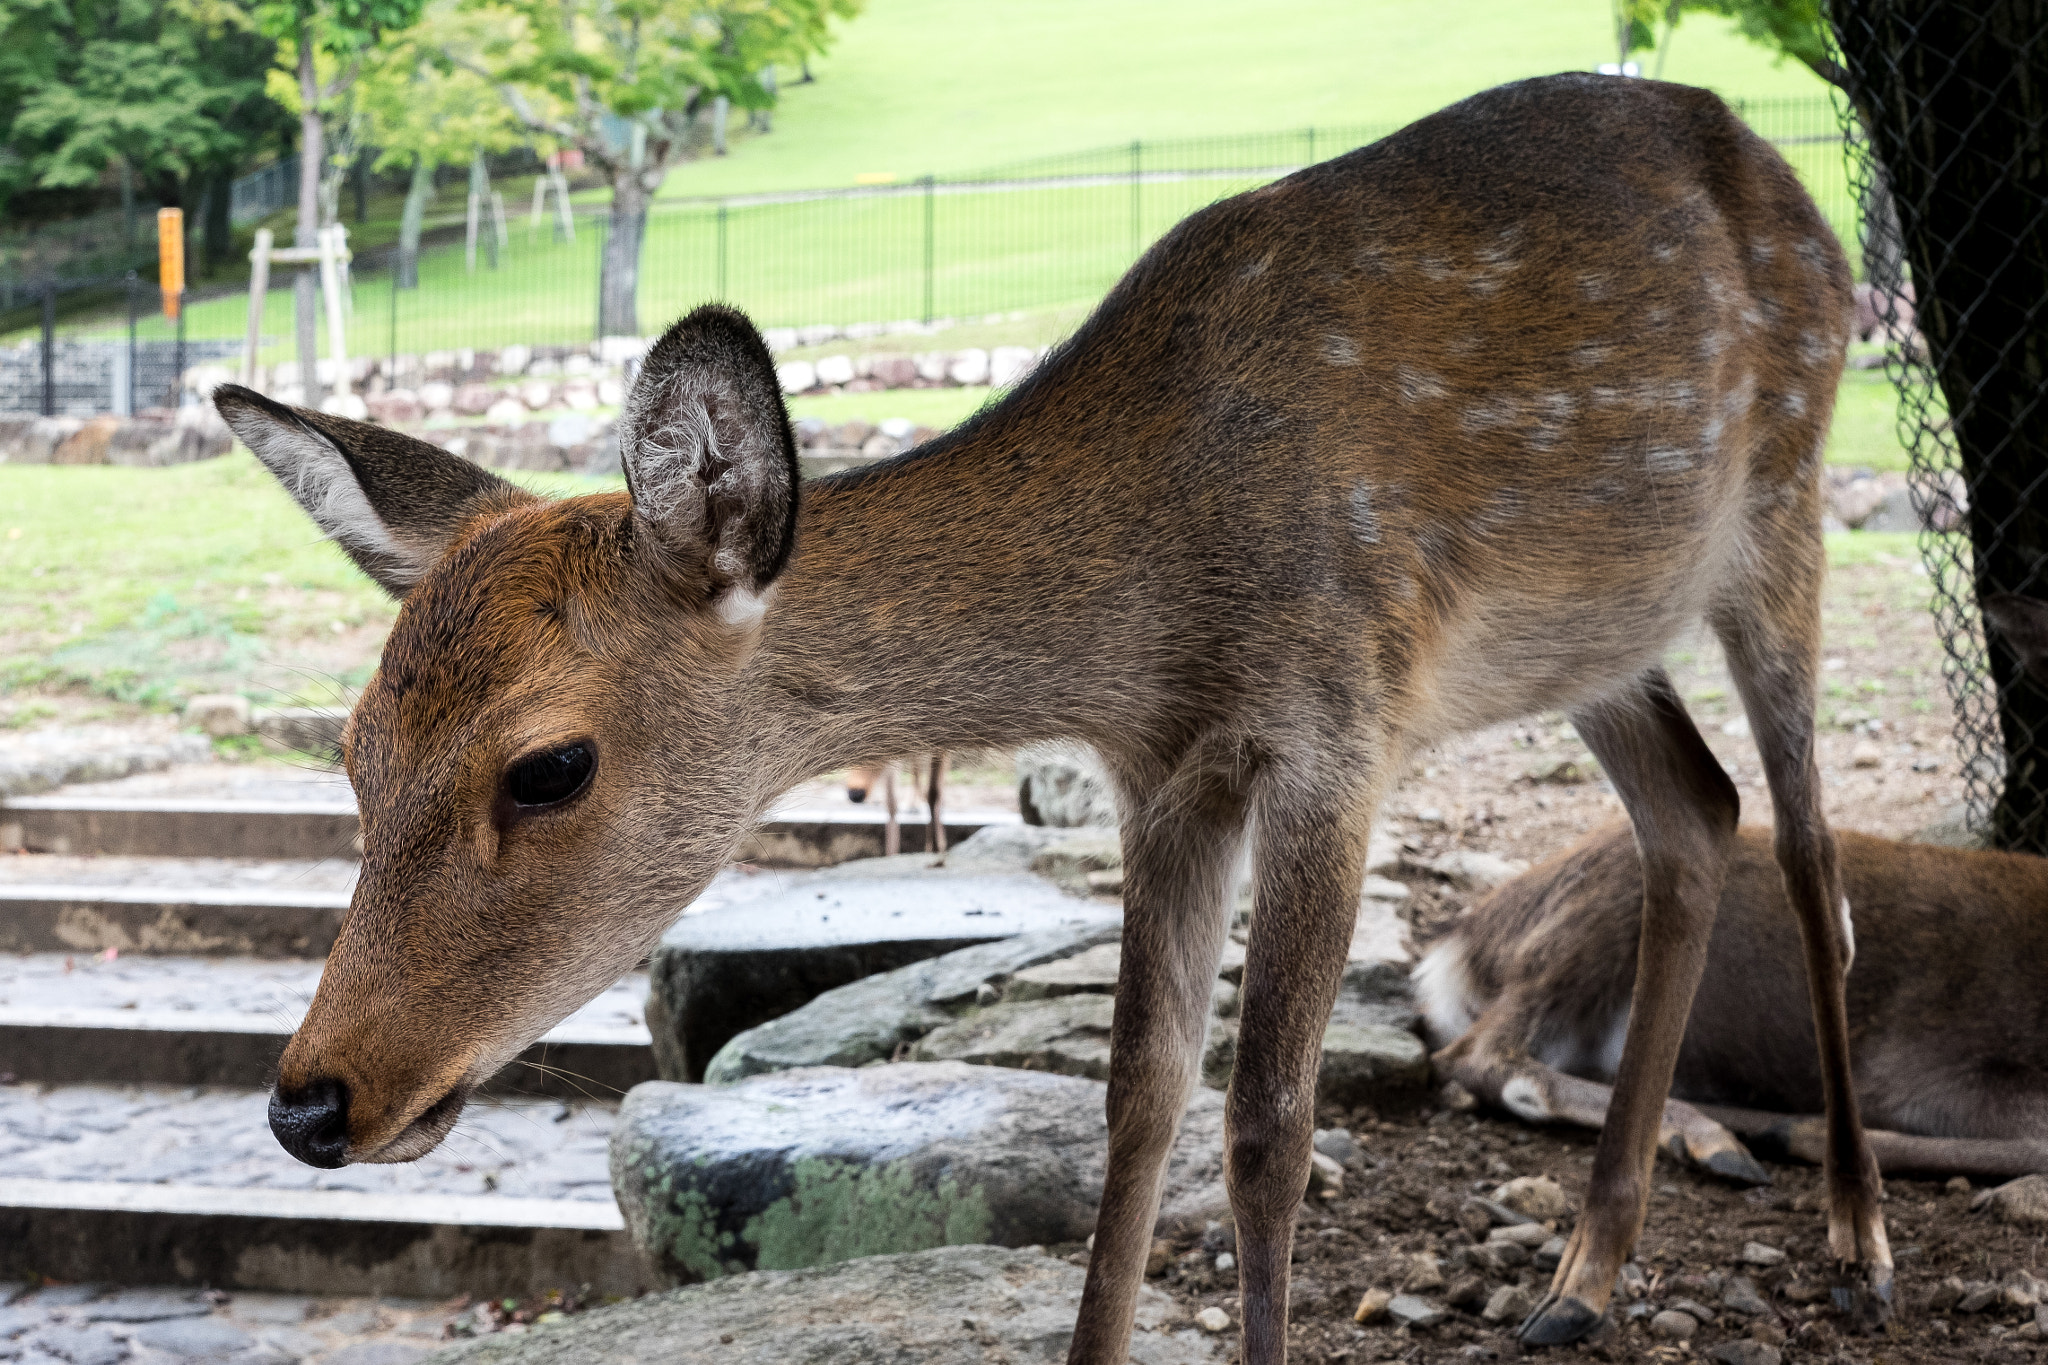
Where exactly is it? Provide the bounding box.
[1229,790,1379,1365]
[1067,773,1247,1365]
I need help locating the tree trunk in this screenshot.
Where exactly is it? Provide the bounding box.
[204,172,233,273]
[398,158,432,289]
[599,171,647,338]
[295,24,324,407]
[712,96,730,155]
[1837,0,2048,852]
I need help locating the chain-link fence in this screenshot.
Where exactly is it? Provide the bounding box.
[1833,1,2048,853]
[20,102,1855,378]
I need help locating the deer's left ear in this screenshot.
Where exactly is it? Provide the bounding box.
[620,305,800,616]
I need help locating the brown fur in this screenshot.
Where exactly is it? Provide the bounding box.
[1431,824,2048,1177]
[218,74,1882,1360]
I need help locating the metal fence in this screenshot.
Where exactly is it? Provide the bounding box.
[230,156,300,227]
[35,100,1854,373]
[1834,2,2048,853]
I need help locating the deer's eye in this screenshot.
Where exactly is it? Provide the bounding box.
[505,743,596,809]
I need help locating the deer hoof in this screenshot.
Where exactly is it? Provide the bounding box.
[1517,1295,1603,1346]
[1832,1260,1895,1334]
[1700,1145,1772,1187]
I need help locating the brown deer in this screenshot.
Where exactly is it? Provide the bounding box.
[1423,821,2048,1182]
[845,752,948,856]
[214,73,1884,1360]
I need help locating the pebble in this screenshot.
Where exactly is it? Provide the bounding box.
[1386,1294,1446,1329]
[1312,1127,1361,1169]
[1708,1342,1782,1365]
[1850,740,1884,768]
[323,1344,430,1365]
[1650,1309,1698,1340]
[1194,1306,1231,1333]
[1444,1276,1489,1310]
[1480,1285,1536,1325]
[1535,1236,1567,1272]
[1352,1289,1393,1324]
[1491,1175,1569,1221]
[1974,1173,2048,1227]
[1213,1252,1236,1273]
[1669,1298,1719,1325]
[1739,1241,1787,1267]
[1486,1221,1551,1249]
[1721,1276,1772,1317]
[1401,1252,1445,1292]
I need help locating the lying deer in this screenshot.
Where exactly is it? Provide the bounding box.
[215,73,1882,1359]
[846,752,948,856]
[1424,821,2048,1181]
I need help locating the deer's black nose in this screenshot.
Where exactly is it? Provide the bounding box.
[270,1077,351,1168]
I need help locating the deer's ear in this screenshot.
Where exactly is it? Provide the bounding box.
[620,305,800,617]
[214,385,534,599]
[1983,593,2048,683]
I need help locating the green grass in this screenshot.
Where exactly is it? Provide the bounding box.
[1825,365,1933,473]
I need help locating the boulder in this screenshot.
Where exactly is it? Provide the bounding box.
[423,1244,1216,1364]
[184,693,253,738]
[1974,1173,2048,1227]
[912,994,1116,1079]
[650,874,1108,1080]
[252,705,348,760]
[947,349,991,386]
[776,360,817,394]
[702,918,1121,1082]
[814,354,856,387]
[869,354,918,388]
[1316,1019,1429,1103]
[613,1066,1228,1281]
[1017,743,1118,827]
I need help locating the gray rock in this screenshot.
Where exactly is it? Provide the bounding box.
[24,1289,99,1308]
[652,875,1106,1079]
[27,1324,127,1365]
[131,1318,253,1359]
[1720,1275,1771,1317]
[1707,1343,1781,1365]
[1017,743,1118,827]
[1336,958,1420,1032]
[251,707,347,761]
[322,1345,428,1365]
[0,1308,38,1339]
[1007,942,1122,1000]
[183,695,253,739]
[912,995,1116,1079]
[1973,1173,2048,1227]
[80,1293,212,1322]
[1312,1128,1361,1169]
[610,1063,1227,1283]
[1650,1309,1697,1340]
[702,919,1122,1082]
[1316,1020,1429,1104]
[1384,1295,1445,1328]
[421,1245,1215,1364]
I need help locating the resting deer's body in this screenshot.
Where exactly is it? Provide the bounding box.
[1426,824,2048,1181]
[217,74,1886,1359]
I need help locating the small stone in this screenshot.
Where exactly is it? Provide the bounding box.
[1353,1288,1393,1324]
[1974,1173,2048,1227]
[1959,1283,2001,1314]
[1486,1221,1551,1248]
[1535,1236,1567,1272]
[1194,1306,1231,1333]
[320,1344,428,1365]
[1312,1127,1361,1169]
[1850,740,1883,768]
[1214,1252,1236,1273]
[1491,1175,1569,1221]
[1751,1320,1788,1347]
[1306,1151,1345,1199]
[1444,1275,1488,1310]
[1425,850,1530,892]
[1926,1276,1967,1312]
[1707,1342,1782,1365]
[1146,1239,1174,1277]
[1402,1252,1445,1293]
[1740,1241,1787,1267]
[1721,1276,1772,1317]
[1386,1295,1446,1329]
[1481,1285,1536,1325]
[1201,1220,1236,1254]
[1651,1309,1698,1341]
[1616,1263,1649,1299]
[184,694,252,738]
[1669,1298,1719,1325]
[1947,1175,1973,1195]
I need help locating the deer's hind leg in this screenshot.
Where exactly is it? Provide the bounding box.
[1066,749,1249,1365]
[1714,533,1892,1327]
[1519,669,1740,1345]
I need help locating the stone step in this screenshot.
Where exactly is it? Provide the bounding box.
[0,1082,644,1297]
[0,952,654,1097]
[0,883,351,957]
[1,795,1016,864]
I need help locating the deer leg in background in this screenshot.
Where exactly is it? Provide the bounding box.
[1520,670,1739,1345]
[1716,534,1892,1328]
[1227,773,1382,1365]
[1438,996,1770,1186]
[926,751,948,855]
[883,764,900,858]
[1066,755,1248,1365]
[1697,1105,2048,1181]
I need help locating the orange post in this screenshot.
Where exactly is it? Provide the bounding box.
[157,208,184,321]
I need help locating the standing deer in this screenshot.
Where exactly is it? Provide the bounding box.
[216,73,1885,1360]
[1423,822,2048,1181]
[845,752,949,856]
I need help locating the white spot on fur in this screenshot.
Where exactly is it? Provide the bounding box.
[1461,395,1521,434]
[1700,331,1730,360]
[715,584,771,628]
[1795,237,1830,272]
[1349,480,1381,544]
[1646,445,1694,476]
[1572,342,1612,368]
[1749,239,1777,265]
[1797,330,1829,367]
[1396,365,1446,404]
[1784,390,1809,418]
[1322,334,1361,366]
[1419,255,1453,282]
[1578,272,1611,301]
[1413,939,1480,1050]
[1651,242,1678,263]
[1501,1076,1553,1123]
[1240,257,1270,281]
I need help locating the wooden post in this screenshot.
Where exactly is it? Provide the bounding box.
[318,225,350,399]
[243,228,272,387]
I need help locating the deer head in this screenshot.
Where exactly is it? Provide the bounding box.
[215,306,799,1166]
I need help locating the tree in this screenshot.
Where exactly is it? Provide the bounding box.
[452,0,861,337]
[354,0,519,287]
[1617,0,1841,84]
[255,0,425,405]
[0,0,283,269]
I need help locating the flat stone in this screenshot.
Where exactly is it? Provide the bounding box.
[1486,1221,1551,1248]
[1974,1173,2048,1227]
[1707,1343,1781,1365]
[24,1287,100,1308]
[1650,1309,1697,1340]
[1384,1294,1444,1328]
[1312,1128,1361,1168]
[420,1244,1217,1364]
[610,1064,1227,1284]
[1193,1306,1230,1333]
[131,1317,254,1358]
[1720,1276,1772,1317]
[1425,851,1529,892]
[323,1345,429,1365]
[27,1324,127,1365]
[1740,1241,1787,1267]
[911,995,1115,1079]
[1016,744,1118,828]
[650,875,1104,1079]
[79,1292,212,1321]
[1490,1175,1570,1221]
[1316,1021,1428,1104]
[1480,1285,1535,1324]
[702,920,1121,1083]
[1006,943,1122,1000]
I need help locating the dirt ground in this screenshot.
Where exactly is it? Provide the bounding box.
[1121,551,2030,1364]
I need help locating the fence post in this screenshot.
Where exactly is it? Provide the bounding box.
[1129,140,1142,260]
[125,272,138,417]
[389,247,400,382]
[1306,126,1316,166]
[717,203,729,300]
[922,175,936,325]
[40,283,55,418]
[173,290,186,409]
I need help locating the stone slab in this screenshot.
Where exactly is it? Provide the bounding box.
[424,1244,1217,1364]
[610,1065,1227,1283]
[0,884,350,957]
[648,874,1100,1080]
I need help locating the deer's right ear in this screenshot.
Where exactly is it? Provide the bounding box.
[619,305,800,620]
[214,385,534,599]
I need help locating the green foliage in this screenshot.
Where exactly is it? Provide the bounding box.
[355,1,519,173]
[1621,0,1839,85]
